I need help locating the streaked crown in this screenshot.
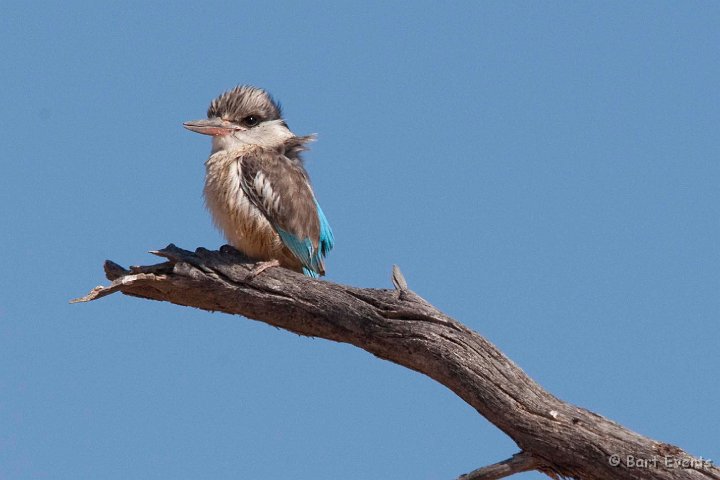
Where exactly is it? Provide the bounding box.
[207,85,282,124]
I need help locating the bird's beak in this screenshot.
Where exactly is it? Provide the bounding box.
[183,118,239,136]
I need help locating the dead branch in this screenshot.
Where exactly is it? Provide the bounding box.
[73,244,718,480]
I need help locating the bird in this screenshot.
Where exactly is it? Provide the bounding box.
[183,85,334,278]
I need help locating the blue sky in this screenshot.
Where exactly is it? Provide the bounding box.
[1,2,718,479]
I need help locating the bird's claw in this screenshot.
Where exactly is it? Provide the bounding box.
[245,259,281,281]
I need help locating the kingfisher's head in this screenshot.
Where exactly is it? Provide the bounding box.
[184,85,294,153]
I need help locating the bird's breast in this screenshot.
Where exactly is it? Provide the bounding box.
[203,150,281,260]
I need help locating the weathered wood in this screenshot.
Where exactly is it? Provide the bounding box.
[73,244,718,480]
[458,451,540,480]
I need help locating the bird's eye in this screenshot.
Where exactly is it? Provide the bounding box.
[243,115,260,127]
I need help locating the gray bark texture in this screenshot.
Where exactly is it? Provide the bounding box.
[73,244,718,480]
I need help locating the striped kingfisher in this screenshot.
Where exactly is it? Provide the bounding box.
[184,86,334,277]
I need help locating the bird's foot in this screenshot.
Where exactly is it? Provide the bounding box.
[245,259,281,281]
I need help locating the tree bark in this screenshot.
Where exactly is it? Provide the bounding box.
[73,244,718,480]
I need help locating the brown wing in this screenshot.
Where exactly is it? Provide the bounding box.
[238,149,325,275]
